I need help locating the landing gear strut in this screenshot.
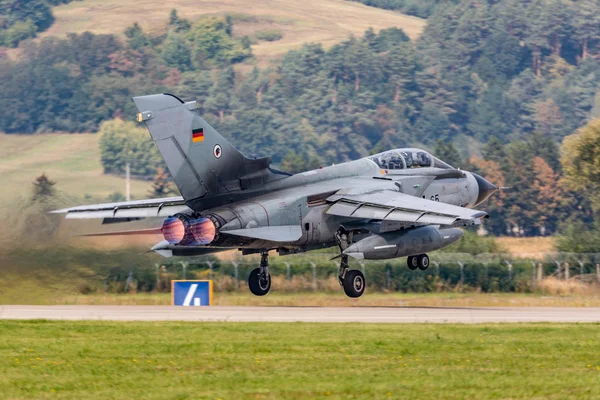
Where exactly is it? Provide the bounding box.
[407,254,430,271]
[248,251,271,296]
[335,228,366,298]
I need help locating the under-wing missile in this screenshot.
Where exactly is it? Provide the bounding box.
[343,226,463,260]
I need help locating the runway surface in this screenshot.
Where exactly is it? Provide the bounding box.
[1,305,600,323]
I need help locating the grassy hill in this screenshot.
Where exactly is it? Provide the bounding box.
[44,0,425,65]
[0,133,152,207]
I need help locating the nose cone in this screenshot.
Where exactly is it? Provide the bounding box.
[472,173,498,206]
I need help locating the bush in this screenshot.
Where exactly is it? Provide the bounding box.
[255,29,283,42]
[1,20,37,47]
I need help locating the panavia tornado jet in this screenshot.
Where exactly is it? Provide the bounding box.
[53,93,498,298]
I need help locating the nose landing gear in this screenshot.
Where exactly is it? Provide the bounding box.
[248,251,271,296]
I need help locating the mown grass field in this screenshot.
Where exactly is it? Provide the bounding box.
[1,321,599,399]
[12,291,600,308]
[45,0,425,65]
[0,133,152,206]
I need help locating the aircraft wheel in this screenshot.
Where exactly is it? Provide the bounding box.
[343,270,365,298]
[407,256,419,270]
[248,268,271,296]
[417,254,430,271]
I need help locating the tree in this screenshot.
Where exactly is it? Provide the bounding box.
[433,140,463,168]
[98,118,163,177]
[561,119,600,212]
[572,0,600,61]
[413,104,453,144]
[470,156,507,235]
[124,23,148,49]
[148,167,178,197]
[531,156,563,234]
[161,32,191,71]
[187,17,251,68]
[32,173,56,201]
[168,9,191,33]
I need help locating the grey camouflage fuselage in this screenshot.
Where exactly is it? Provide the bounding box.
[55,93,497,261]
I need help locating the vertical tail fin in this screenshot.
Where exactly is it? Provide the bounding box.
[132,94,277,206]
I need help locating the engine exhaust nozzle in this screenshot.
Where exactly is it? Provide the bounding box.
[162,214,216,245]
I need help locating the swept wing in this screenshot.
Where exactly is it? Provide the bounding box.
[326,190,486,227]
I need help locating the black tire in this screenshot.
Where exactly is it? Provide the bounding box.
[407,256,418,270]
[417,254,430,271]
[343,270,366,298]
[248,268,271,296]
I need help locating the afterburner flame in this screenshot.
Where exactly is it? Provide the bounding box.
[188,217,216,245]
[162,216,185,244]
[161,215,216,245]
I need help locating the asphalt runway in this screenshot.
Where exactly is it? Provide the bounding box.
[1,305,600,323]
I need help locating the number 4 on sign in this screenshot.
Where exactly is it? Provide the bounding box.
[182,284,202,306]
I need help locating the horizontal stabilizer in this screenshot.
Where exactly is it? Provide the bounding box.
[50,196,190,219]
[80,228,163,237]
[221,225,302,242]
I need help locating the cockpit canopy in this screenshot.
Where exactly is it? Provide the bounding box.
[368,148,454,170]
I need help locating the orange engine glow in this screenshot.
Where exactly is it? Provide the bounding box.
[162,216,186,244]
[189,217,216,244]
[161,215,216,245]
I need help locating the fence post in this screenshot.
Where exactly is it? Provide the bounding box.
[385,265,391,289]
[504,260,513,281]
[483,261,489,279]
[457,262,464,285]
[231,261,239,288]
[537,262,544,281]
[564,262,570,280]
[577,260,584,278]
[530,261,536,288]
[155,263,160,290]
[358,261,366,275]
[180,261,188,280]
[126,271,134,293]
[205,261,214,280]
[596,264,600,283]
[284,262,291,281]
[554,260,562,279]
[310,262,317,291]
[432,261,439,277]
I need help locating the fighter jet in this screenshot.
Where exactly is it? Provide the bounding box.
[53,93,498,298]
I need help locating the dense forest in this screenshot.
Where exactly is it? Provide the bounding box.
[350,0,460,18]
[0,0,79,47]
[2,0,600,238]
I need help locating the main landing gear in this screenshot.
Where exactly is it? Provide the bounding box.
[336,228,366,298]
[248,251,271,296]
[407,254,430,271]
[338,254,366,298]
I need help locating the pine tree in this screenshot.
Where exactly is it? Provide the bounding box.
[32,173,56,201]
[161,32,192,71]
[572,0,600,62]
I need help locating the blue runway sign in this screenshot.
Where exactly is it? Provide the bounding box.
[171,280,213,306]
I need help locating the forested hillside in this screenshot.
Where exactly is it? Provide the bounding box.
[349,0,459,18]
[2,0,600,238]
[0,0,79,47]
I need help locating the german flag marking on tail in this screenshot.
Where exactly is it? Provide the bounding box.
[192,128,204,143]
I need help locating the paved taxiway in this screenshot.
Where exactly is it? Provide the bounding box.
[1,306,599,323]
